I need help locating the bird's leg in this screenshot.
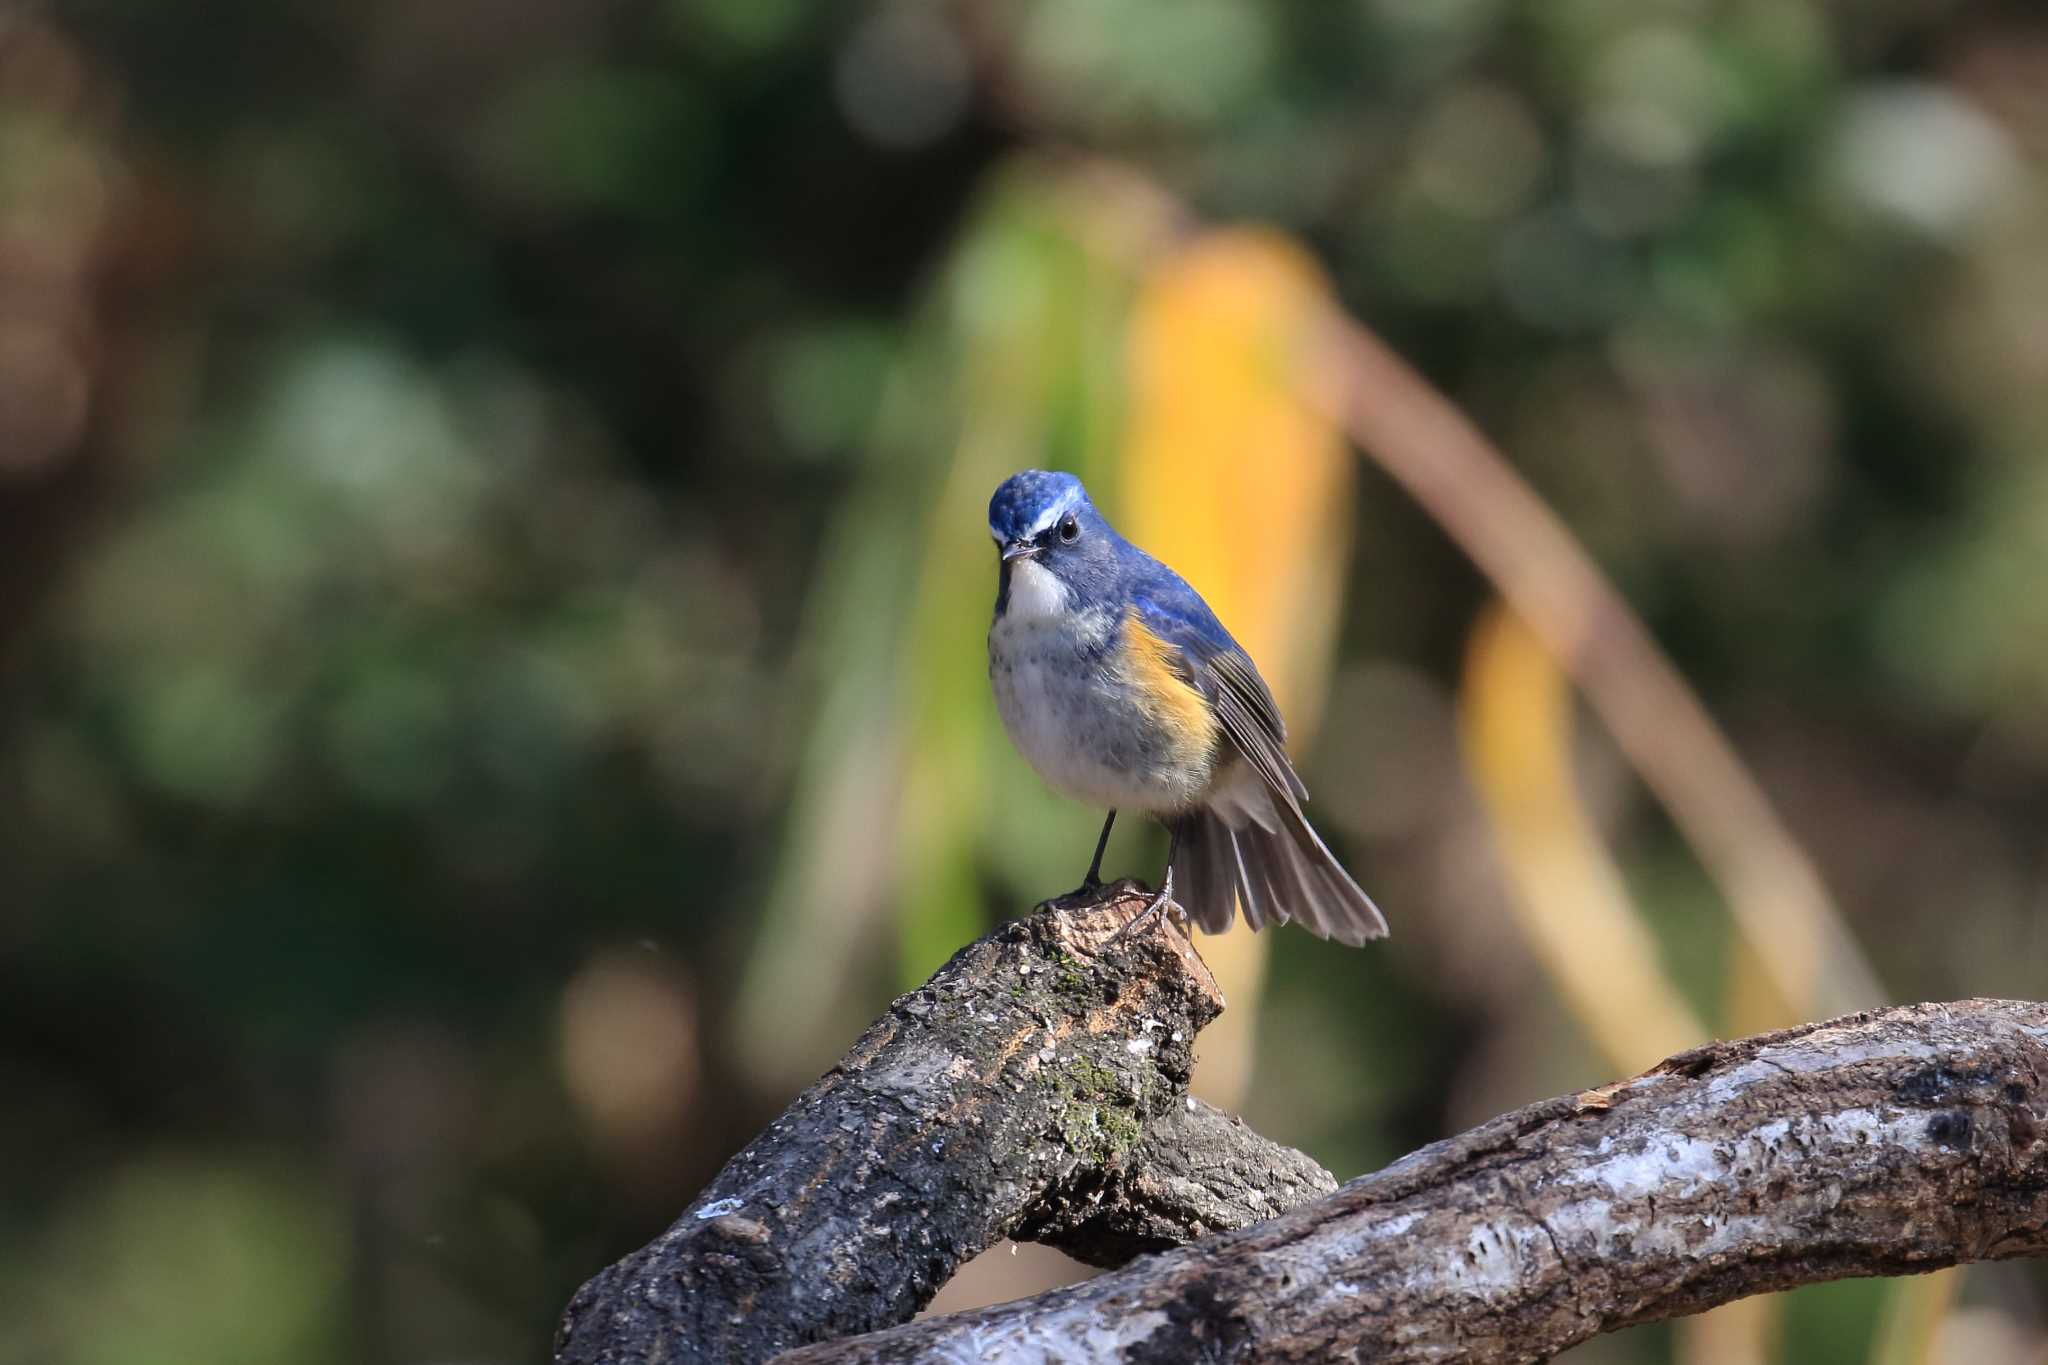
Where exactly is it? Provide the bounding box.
[1112,824,1184,943]
[1038,810,1120,910]
[1081,809,1116,889]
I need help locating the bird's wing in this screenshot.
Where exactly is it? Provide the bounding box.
[1131,589,1309,808]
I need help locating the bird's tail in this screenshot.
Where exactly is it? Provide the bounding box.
[1169,796,1387,946]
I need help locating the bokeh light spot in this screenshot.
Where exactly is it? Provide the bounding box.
[835,5,973,152]
[560,953,703,1154]
[0,323,89,474]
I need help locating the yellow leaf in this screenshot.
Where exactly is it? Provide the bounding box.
[1459,602,1705,1071]
[1120,230,1357,1107]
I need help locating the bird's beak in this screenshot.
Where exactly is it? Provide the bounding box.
[1000,540,1039,563]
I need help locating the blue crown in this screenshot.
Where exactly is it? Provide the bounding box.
[989,470,1088,542]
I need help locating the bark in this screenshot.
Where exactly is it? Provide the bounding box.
[553,885,1330,1364]
[780,999,2048,1364]
[1021,1097,1337,1269]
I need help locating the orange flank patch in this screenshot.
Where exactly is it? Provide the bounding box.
[1119,612,1219,766]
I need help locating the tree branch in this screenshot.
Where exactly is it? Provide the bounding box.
[1019,1097,1337,1268]
[780,998,2048,1363]
[553,887,2048,1364]
[553,886,1331,1364]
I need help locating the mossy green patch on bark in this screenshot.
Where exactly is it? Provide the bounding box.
[1052,1054,1147,1162]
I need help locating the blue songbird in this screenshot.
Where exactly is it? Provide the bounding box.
[986,469,1387,945]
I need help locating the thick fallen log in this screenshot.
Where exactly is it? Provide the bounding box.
[780,998,2048,1363]
[552,885,1333,1364]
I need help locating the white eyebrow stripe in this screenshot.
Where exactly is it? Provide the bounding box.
[1023,492,1079,538]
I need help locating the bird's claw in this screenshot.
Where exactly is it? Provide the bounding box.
[1109,867,1179,944]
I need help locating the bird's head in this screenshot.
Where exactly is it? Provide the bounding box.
[988,470,1118,621]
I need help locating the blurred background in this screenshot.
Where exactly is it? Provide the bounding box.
[4,1,2048,1361]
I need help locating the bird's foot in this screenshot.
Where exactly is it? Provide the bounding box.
[1109,866,1181,944]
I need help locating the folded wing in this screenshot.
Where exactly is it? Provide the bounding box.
[1131,590,1387,944]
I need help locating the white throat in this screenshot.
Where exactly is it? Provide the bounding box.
[1003,558,1070,623]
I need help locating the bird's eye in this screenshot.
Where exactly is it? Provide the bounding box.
[1058,514,1080,544]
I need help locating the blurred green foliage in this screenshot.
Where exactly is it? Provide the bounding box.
[4,1,2048,1361]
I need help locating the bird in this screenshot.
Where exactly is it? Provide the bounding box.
[985,469,1387,946]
